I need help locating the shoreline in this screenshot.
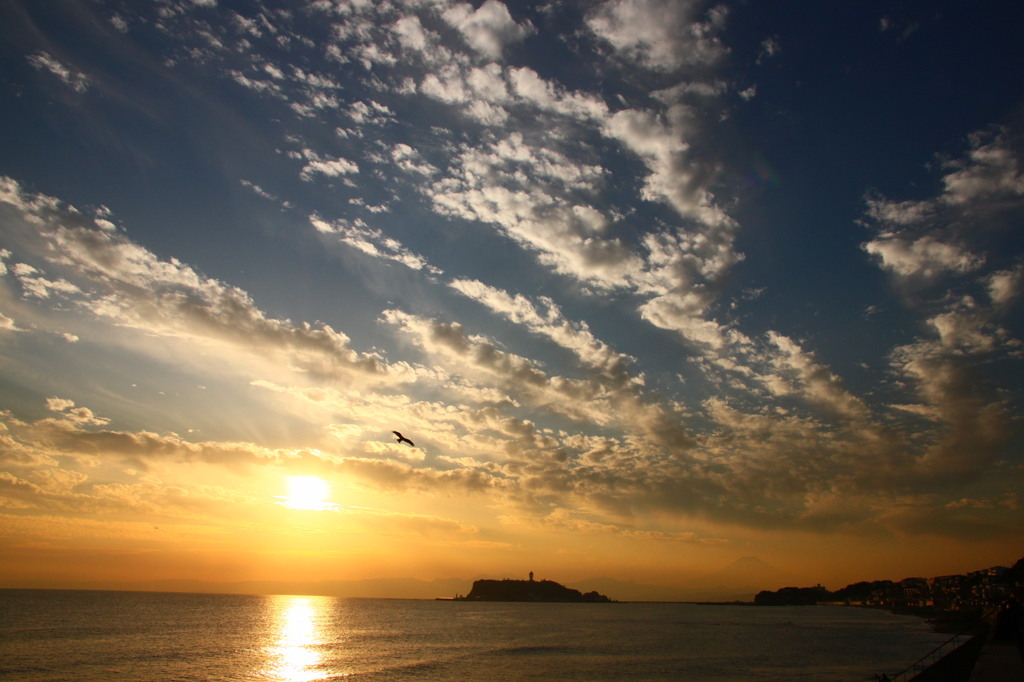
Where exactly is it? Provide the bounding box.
[851,603,986,634]
[680,599,987,635]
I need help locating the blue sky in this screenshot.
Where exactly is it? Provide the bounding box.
[0,0,1022,591]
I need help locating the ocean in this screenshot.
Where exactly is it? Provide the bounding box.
[0,589,947,681]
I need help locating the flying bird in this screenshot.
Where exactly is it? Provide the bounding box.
[392,430,415,447]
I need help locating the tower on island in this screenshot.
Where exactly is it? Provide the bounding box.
[529,571,534,582]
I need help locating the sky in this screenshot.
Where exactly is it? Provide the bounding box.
[0,0,1022,597]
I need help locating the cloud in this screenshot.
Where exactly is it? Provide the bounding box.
[449,278,638,381]
[227,69,285,97]
[862,234,983,279]
[396,20,741,353]
[309,214,442,275]
[239,179,292,209]
[638,292,724,349]
[46,398,110,427]
[927,297,1016,355]
[381,310,580,411]
[506,66,609,121]
[2,344,1016,541]
[379,308,701,458]
[587,0,727,72]
[11,262,84,299]
[4,2,1023,551]
[138,0,743,360]
[422,112,741,351]
[26,51,90,93]
[757,36,780,64]
[889,341,1009,477]
[857,124,1023,482]
[0,401,490,543]
[441,0,534,60]
[390,143,438,176]
[426,139,642,290]
[347,100,394,125]
[767,333,870,422]
[604,106,733,230]
[21,419,284,473]
[941,129,1024,204]
[862,125,1024,282]
[0,312,20,332]
[1,177,384,383]
[392,14,433,52]
[299,149,359,181]
[988,266,1023,305]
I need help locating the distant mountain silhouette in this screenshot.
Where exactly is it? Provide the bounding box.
[574,558,804,602]
[16,577,473,599]
[572,577,692,602]
[686,556,807,596]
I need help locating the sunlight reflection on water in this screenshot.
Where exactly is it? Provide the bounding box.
[0,591,951,682]
[262,595,333,682]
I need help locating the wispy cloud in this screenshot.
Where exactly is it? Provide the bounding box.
[310,214,442,275]
[27,51,90,93]
[2,178,384,384]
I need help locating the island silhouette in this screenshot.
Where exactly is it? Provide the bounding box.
[454,573,612,603]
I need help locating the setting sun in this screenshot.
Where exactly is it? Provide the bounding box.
[281,476,334,511]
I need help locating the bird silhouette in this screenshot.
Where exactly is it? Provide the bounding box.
[392,430,415,447]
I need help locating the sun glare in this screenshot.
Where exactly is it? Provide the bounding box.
[281,475,334,511]
[263,596,331,681]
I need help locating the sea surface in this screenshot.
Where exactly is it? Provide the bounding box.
[0,589,948,681]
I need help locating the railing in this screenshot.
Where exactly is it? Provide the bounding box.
[886,632,973,682]
[884,607,996,682]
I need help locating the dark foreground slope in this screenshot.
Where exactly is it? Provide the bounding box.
[464,579,611,602]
